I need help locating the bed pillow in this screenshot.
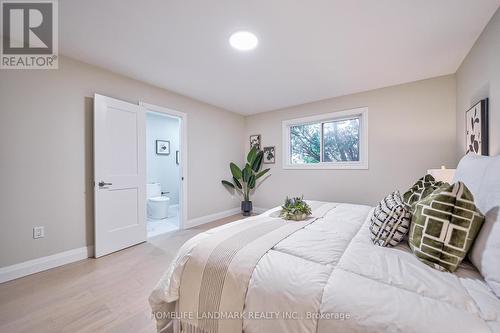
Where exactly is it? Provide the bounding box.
[454,153,500,297]
[403,174,444,212]
[370,191,411,247]
[409,182,484,272]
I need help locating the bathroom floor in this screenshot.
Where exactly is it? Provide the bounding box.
[147,204,179,238]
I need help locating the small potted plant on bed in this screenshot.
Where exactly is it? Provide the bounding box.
[221,147,270,216]
[279,196,312,221]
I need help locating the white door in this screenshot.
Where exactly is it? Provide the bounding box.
[94,94,146,258]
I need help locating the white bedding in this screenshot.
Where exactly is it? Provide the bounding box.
[150,202,500,333]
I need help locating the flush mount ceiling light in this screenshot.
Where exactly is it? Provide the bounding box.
[229,31,258,51]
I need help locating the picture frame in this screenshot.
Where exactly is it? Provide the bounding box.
[156,140,170,155]
[176,150,180,165]
[465,99,489,156]
[250,134,261,150]
[263,146,275,164]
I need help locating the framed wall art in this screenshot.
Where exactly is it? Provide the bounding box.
[263,146,275,164]
[156,140,170,155]
[466,99,489,156]
[250,134,261,150]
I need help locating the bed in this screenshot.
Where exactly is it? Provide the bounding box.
[150,154,500,333]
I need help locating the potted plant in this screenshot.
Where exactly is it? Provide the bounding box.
[221,147,270,216]
[279,196,312,221]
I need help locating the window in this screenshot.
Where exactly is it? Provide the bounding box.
[283,107,368,169]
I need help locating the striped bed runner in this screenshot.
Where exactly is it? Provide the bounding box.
[177,202,338,333]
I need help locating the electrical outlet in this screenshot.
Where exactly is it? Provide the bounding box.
[33,226,45,239]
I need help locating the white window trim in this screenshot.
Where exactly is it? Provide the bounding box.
[282,107,368,170]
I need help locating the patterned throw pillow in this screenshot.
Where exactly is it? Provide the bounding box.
[403,174,444,212]
[409,182,484,272]
[370,191,411,247]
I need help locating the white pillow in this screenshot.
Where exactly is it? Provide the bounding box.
[454,153,500,297]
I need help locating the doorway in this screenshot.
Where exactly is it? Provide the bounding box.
[141,103,187,238]
[94,96,187,257]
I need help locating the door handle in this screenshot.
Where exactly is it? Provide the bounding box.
[98,181,112,187]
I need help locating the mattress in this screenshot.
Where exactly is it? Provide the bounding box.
[150,202,500,333]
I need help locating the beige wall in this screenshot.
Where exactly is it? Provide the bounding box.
[245,75,457,209]
[0,56,244,267]
[456,7,500,159]
[0,50,466,268]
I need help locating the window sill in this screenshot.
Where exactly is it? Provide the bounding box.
[282,162,368,170]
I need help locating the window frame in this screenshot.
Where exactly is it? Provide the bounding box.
[282,107,368,170]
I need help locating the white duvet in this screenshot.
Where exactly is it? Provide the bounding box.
[150,202,500,333]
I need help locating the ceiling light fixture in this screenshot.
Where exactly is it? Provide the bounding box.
[229,31,258,51]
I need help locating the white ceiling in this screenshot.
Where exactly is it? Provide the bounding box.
[60,0,500,115]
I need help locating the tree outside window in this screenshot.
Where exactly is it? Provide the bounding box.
[290,118,359,164]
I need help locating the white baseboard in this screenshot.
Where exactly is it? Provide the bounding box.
[186,207,241,228]
[0,246,93,284]
[0,207,268,284]
[185,206,271,229]
[253,206,268,214]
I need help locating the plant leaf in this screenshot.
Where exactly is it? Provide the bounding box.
[233,177,242,189]
[242,164,252,182]
[255,168,270,179]
[247,147,257,165]
[252,151,264,172]
[230,162,242,179]
[248,174,256,189]
[221,180,235,189]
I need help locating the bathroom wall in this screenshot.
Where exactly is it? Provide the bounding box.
[146,112,180,205]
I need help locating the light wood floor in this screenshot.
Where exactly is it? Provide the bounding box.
[0,215,243,333]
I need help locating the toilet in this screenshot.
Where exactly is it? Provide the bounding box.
[147,183,170,219]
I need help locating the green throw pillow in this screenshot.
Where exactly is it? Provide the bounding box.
[403,174,444,212]
[409,182,484,272]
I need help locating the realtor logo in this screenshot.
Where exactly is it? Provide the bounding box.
[1,0,58,69]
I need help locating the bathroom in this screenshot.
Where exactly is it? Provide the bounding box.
[146,111,181,237]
